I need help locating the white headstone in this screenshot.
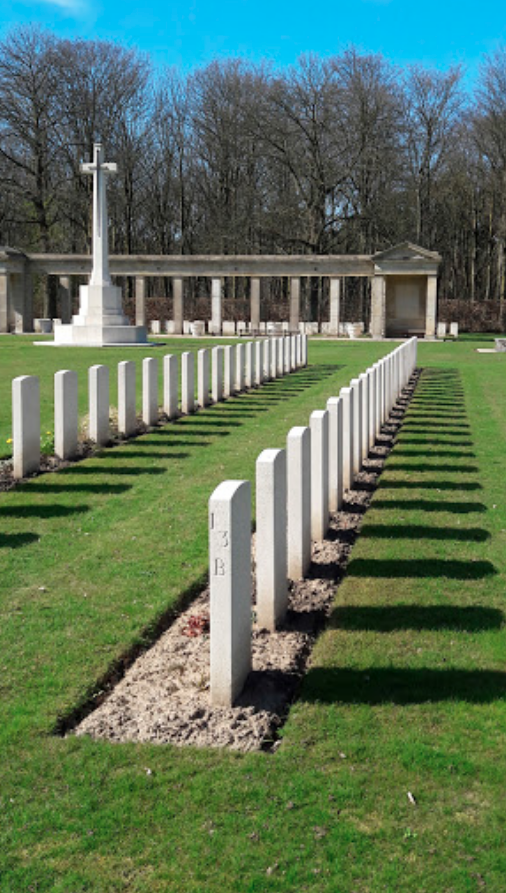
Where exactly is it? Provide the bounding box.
[55,369,78,460]
[209,479,252,707]
[163,354,178,420]
[326,396,343,513]
[198,348,210,408]
[212,346,224,403]
[255,341,263,386]
[118,360,136,437]
[142,357,158,426]
[224,345,235,398]
[235,343,245,392]
[340,386,353,492]
[256,449,288,631]
[181,352,195,414]
[89,364,109,445]
[310,410,329,541]
[12,375,40,478]
[286,426,311,580]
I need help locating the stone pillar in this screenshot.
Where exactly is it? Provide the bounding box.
[88,365,109,446]
[212,346,224,403]
[209,479,252,707]
[256,448,287,630]
[425,275,437,339]
[287,426,311,580]
[289,277,300,334]
[198,348,210,408]
[370,275,386,339]
[329,278,340,336]
[310,410,329,542]
[142,357,158,426]
[118,360,137,437]
[181,352,195,414]
[59,277,72,325]
[250,277,260,333]
[211,278,222,335]
[0,274,9,333]
[11,274,27,334]
[55,369,78,459]
[12,375,40,479]
[173,278,183,335]
[135,276,147,328]
[163,354,179,420]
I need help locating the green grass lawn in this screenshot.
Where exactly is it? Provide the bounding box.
[0,336,505,892]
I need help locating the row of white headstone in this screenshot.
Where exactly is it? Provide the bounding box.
[208,337,418,707]
[11,334,308,480]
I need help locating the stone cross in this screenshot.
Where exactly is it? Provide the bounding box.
[81,143,117,288]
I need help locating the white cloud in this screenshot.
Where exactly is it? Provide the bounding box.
[30,0,90,14]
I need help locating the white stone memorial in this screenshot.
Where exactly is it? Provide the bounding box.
[209,479,252,707]
[163,354,178,420]
[310,410,329,542]
[54,369,78,460]
[88,364,109,445]
[256,449,288,631]
[118,360,136,437]
[212,346,224,403]
[181,352,195,415]
[142,357,158,426]
[287,426,311,580]
[326,396,343,513]
[198,349,210,408]
[12,375,40,479]
[54,144,148,347]
[224,345,235,398]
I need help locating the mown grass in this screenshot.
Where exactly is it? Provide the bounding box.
[1,336,505,892]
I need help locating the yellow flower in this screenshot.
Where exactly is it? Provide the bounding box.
[46,431,52,435]
[6,438,12,444]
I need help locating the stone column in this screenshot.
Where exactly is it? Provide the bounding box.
[59,277,72,325]
[11,274,27,334]
[135,276,147,327]
[329,278,340,336]
[370,275,386,339]
[0,273,9,333]
[289,278,300,334]
[211,278,222,335]
[173,278,184,335]
[425,275,437,339]
[250,278,261,333]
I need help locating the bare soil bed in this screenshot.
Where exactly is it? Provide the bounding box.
[73,389,413,752]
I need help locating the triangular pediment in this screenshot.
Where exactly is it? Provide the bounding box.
[373,242,441,263]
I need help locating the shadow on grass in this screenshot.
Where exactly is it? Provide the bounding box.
[0,503,89,518]
[330,604,503,631]
[59,465,169,477]
[378,481,482,491]
[384,463,479,473]
[17,482,132,495]
[372,498,486,513]
[301,667,506,704]
[347,557,496,580]
[397,438,474,447]
[0,532,40,548]
[392,449,476,458]
[360,523,490,542]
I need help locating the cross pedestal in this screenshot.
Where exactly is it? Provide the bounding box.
[54,143,148,347]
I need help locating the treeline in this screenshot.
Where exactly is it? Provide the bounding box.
[1,25,506,322]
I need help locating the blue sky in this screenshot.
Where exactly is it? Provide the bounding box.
[0,0,504,87]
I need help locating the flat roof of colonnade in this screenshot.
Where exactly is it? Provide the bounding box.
[0,243,441,278]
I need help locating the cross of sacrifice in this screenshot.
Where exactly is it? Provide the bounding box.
[81,143,117,288]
